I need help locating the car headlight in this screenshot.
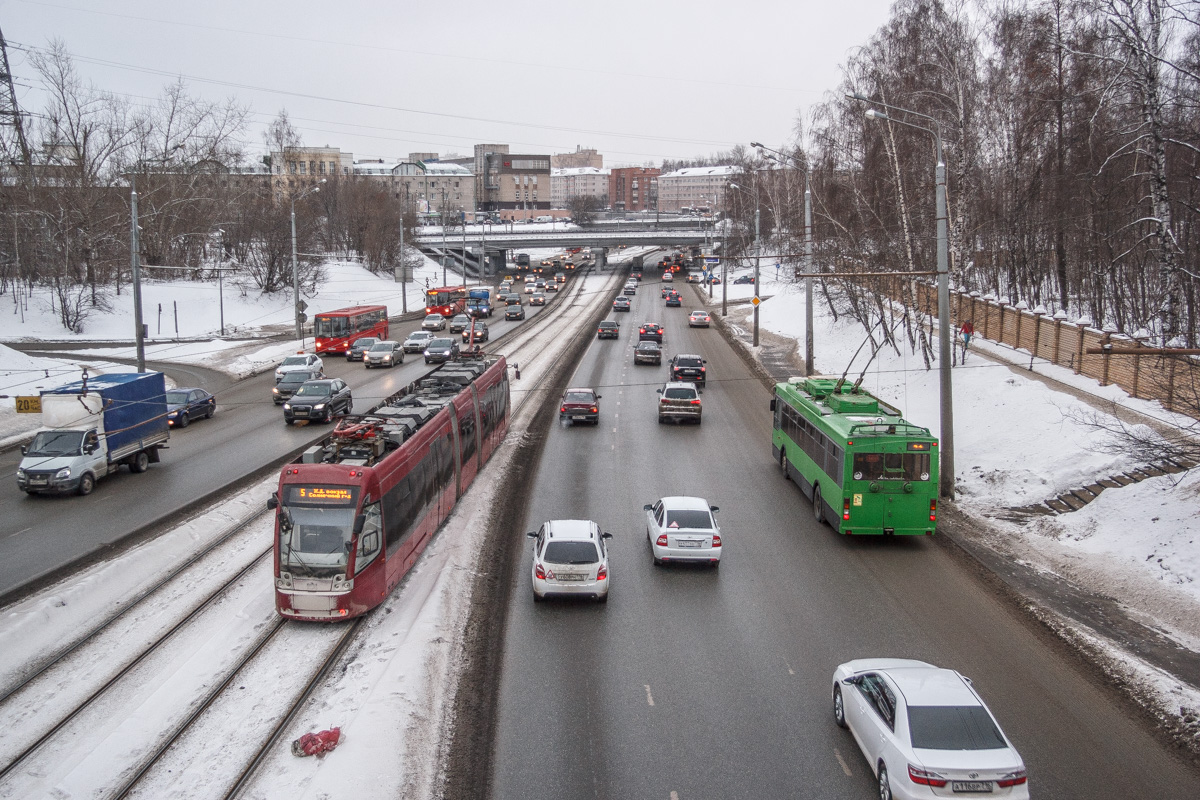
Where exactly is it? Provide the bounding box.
[283,403,292,410]
[16,468,26,479]
[168,411,177,418]
[55,467,72,479]
[313,403,327,411]
[272,387,281,395]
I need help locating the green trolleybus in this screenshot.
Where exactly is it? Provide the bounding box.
[771,376,938,535]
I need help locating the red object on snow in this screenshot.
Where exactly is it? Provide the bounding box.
[292,727,342,758]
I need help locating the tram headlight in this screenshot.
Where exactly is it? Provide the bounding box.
[276,572,293,589]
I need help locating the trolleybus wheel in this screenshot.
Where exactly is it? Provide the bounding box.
[780,450,790,482]
[129,451,150,473]
[813,484,825,526]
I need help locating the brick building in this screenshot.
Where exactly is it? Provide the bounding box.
[608,167,659,212]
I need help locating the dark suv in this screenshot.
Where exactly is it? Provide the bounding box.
[283,379,353,424]
[639,322,664,343]
[669,354,707,387]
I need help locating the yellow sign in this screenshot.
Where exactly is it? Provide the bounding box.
[751,296,761,307]
[853,494,863,507]
[298,486,354,502]
[15,396,42,414]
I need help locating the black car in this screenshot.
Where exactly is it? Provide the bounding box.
[639,322,664,343]
[462,321,489,342]
[733,275,755,285]
[272,370,316,404]
[449,314,472,334]
[346,337,379,361]
[424,337,460,363]
[505,305,526,321]
[364,340,404,368]
[665,291,682,307]
[505,293,523,306]
[634,340,662,365]
[283,378,353,424]
[597,320,620,339]
[166,387,215,427]
[612,297,632,312]
[670,353,707,387]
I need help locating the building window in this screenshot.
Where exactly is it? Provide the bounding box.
[319,161,326,175]
[288,161,297,174]
[299,162,306,175]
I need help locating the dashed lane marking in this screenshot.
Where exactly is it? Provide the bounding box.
[834,748,853,776]
[644,684,655,706]
[786,661,795,675]
[670,793,680,800]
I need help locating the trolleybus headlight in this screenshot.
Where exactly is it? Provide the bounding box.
[920,472,930,481]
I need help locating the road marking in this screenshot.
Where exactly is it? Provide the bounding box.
[834,748,853,776]
[786,661,795,675]
[644,684,655,706]
[8,527,30,539]
[670,793,680,800]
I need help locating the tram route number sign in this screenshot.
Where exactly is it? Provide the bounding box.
[284,485,358,506]
[15,396,42,414]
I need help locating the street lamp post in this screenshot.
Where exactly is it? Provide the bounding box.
[291,179,325,347]
[752,142,815,375]
[727,181,762,346]
[130,177,145,372]
[849,93,954,498]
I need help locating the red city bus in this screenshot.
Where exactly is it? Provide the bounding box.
[425,286,468,317]
[270,357,510,620]
[314,305,389,355]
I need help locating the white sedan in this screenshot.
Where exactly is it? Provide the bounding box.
[833,659,1029,800]
[274,352,323,382]
[422,313,447,331]
[643,496,721,566]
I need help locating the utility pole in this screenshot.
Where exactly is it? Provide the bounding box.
[753,206,761,347]
[399,208,407,315]
[130,177,146,373]
[804,174,814,375]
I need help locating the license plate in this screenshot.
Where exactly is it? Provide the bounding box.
[30,477,48,485]
[952,781,993,793]
[677,540,702,548]
[556,574,584,582]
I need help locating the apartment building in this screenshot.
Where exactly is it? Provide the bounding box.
[656,165,735,212]
[352,158,475,215]
[608,167,659,212]
[551,166,609,208]
[551,147,603,169]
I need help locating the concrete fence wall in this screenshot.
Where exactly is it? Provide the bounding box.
[895,281,1199,417]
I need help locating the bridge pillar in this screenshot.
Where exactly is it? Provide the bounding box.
[590,247,607,270]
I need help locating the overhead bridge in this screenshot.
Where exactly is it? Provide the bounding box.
[411,228,711,250]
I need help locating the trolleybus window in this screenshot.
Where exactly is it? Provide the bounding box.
[852,451,931,482]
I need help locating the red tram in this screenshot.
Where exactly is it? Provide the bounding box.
[269,357,510,620]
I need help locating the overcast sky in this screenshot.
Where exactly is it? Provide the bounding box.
[2,0,897,167]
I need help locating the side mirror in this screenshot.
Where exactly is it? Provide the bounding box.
[643,504,653,511]
[20,445,27,455]
[526,531,537,538]
[602,532,613,539]
[596,395,602,400]
[842,675,863,686]
[266,495,279,510]
[656,388,663,394]
[710,506,720,513]
[353,514,366,535]
[770,397,777,411]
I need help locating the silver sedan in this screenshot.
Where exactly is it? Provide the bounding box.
[644,496,721,566]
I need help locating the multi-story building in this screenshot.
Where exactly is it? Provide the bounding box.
[270,146,354,195]
[478,150,552,216]
[352,159,475,217]
[608,167,659,212]
[656,165,736,212]
[551,167,609,208]
[551,147,603,170]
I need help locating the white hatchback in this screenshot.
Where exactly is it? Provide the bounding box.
[527,519,613,603]
[422,313,446,331]
[644,496,721,566]
[274,352,323,382]
[833,659,1029,800]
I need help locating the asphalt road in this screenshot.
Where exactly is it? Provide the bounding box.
[0,284,558,599]
[488,274,1200,799]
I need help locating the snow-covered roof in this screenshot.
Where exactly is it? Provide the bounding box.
[422,162,473,176]
[552,167,609,177]
[660,165,738,179]
[353,161,402,175]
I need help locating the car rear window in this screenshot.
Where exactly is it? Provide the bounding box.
[564,391,594,404]
[543,541,599,564]
[664,387,696,399]
[676,356,703,367]
[907,706,1008,750]
[665,509,712,529]
[637,342,658,350]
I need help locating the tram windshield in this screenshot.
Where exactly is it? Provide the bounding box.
[278,505,354,577]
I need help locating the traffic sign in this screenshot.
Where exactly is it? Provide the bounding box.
[751,296,761,307]
[296,312,308,323]
[15,396,41,414]
[705,256,720,264]
[296,300,308,312]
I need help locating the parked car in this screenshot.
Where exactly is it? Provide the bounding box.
[274,353,323,382]
[403,330,435,353]
[612,297,632,312]
[165,387,215,428]
[530,292,547,306]
[462,320,489,342]
[283,378,353,425]
[559,387,601,425]
[832,659,1029,800]
[527,519,612,603]
[273,371,313,404]
[597,320,620,339]
[689,310,711,327]
[422,313,447,331]
[733,274,755,285]
[656,381,702,424]
[345,337,379,361]
[669,353,707,386]
[424,337,460,364]
[639,322,664,343]
[644,496,721,566]
[634,340,662,365]
[364,340,404,368]
[665,291,682,307]
[449,314,472,334]
[505,305,526,321]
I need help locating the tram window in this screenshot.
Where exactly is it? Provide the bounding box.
[384,479,412,549]
[460,413,476,460]
[355,502,383,574]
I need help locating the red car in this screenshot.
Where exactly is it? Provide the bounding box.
[559,387,601,425]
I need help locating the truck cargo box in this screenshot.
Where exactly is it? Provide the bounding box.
[42,372,169,460]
